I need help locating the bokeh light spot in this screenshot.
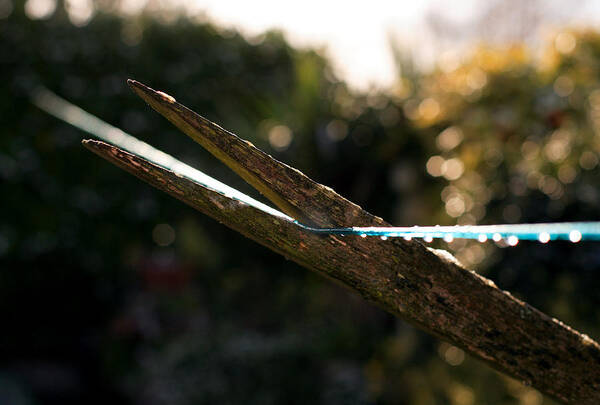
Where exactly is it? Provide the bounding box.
[544,130,571,162]
[325,119,348,141]
[152,223,176,247]
[467,68,487,90]
[119,0,149,16]
[445,195,465,217]
[437,126,463,151]
[451,384,475,405]
[553,76,574,97]
[418,98,440,120]
[558,165,577,184]
[555,32,576,54]
[521,141,539,160]
[457,243,486,265]
[538,175,560,196]
[538,232,550,243]
[426,155,445,177]
[579,151,599,170]
[589,89,600,109]
[24,0,56,19]
[65,0,94,26]
[268,125,293,151]
[442,158,464,181]
[484,147,503,168]
[569,229,582,243]
[402,99,420,120]
[443,345,465,366]
[519,389,543,405]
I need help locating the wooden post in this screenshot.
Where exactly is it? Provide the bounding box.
[80,80,600,404]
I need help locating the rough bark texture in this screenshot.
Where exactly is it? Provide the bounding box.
[127,80,383,229]
[81,80,600,404]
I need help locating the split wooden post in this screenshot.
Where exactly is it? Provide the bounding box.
[83,80,600,404]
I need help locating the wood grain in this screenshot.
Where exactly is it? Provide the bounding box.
[80,81,600,403]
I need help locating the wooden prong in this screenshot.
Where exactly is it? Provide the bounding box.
[127,79,385,228]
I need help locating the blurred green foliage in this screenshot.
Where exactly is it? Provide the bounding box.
[1,2,599,404]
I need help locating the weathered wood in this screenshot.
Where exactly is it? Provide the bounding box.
[127,79,384,229]
[83,81,600,404]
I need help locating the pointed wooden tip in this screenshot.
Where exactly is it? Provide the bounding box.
[82,138,109,154]
[82,139,132,168]
[127,79,178,107]
[123,79,385,228]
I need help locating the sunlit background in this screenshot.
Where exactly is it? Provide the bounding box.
[2,0,600,404]
[15,0,600,90]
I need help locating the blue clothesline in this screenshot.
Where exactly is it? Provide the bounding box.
[32,86,600,246]
[295,221,598,244]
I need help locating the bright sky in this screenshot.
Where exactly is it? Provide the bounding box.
[21,0,600,90]
[179,0,479,90]
[176,0,600,91]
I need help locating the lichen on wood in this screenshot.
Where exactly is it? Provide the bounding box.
[81,80,600,404]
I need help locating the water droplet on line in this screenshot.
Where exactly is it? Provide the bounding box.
[538,232,550,243]
[403,235,412,241]
[380,236,388,240]
[360,233,367,238]
[492,233,502,242]
[569,229,582,243]
[424,235,433,243]
[507,235,519,246]
[478,234,488,243]
[443,234,454,242]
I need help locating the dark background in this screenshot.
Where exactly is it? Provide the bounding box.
[1,2,600,404]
